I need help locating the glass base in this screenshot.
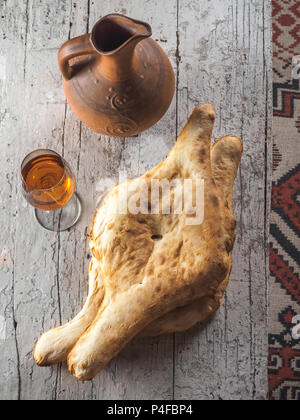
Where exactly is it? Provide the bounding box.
[34,193,82,232]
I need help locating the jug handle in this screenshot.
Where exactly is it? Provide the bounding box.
[58,34,97,81]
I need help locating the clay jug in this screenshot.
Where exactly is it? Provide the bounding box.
[58,14,175,137]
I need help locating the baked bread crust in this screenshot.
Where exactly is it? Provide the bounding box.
[34,105,242,380]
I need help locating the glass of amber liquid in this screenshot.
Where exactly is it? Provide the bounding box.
[21,149,81,232]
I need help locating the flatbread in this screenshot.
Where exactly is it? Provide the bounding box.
[34,105,242,381]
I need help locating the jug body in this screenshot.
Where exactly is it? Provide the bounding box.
[58,14,175,137]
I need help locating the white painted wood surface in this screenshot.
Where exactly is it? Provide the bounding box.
[0,0,272,400]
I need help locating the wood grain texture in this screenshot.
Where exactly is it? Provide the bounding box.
[174,0,272,400]
[0,0,272,400]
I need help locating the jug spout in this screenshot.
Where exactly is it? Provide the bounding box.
[91,14,152,54]
[91,14,152,80]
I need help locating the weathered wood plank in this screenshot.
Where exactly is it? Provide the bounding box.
[0,0,30,401]
[174,0,271,400]
[0,0,78,400]
[83,0,178,400]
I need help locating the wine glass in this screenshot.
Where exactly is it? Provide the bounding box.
[21,149,81,232]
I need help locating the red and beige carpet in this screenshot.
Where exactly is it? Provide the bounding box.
[268,0,300,400]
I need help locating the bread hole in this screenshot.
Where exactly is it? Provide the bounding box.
[151,234,163,241]
[138,219,147,224]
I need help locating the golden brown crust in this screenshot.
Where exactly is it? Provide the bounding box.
[33,106,242,380]
[66,105,241,381]
[139,136,242,337]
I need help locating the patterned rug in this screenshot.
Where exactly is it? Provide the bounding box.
[268,0,300,401]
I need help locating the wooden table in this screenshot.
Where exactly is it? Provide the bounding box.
[0,0,272,400]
